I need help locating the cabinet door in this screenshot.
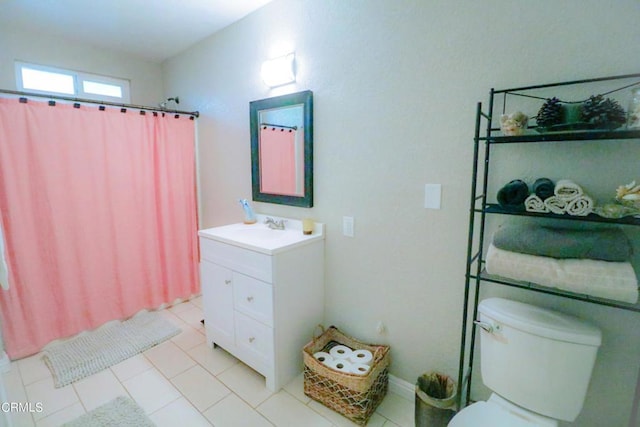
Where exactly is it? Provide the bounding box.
[200,260,235,344]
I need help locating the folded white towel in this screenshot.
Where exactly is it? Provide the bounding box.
[566,195,594,216]
[486,244,639,303]
[554,179,583,201]
[544,196,567,215]
[524,195,549,213]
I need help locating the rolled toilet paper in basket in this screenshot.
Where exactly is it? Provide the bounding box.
[350,363,371,375]
[313,352,334,365]
[329,345,353,359]
[326,359,352,373]
[349,349,373,365]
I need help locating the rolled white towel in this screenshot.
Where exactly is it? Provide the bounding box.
[566,195,594,216]
[555,179,583,201]
[544,196,567,215]
[524,195,549,213]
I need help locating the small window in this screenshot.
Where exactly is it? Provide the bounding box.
[18,64,75,95]
[15,62,130,103]
[82,80,123,99]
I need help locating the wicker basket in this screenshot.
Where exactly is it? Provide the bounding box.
[302,326,391,425]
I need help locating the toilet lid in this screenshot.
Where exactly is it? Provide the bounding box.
[449,401,542,427]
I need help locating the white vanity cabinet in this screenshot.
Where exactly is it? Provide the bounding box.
[198,218,324,391]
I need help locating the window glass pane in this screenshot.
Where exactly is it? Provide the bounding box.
[21,67,75,95]
[82,80,123,98]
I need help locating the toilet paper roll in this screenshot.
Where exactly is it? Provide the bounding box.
[313,352,333,365]
[329,345,353,359]
[350,363,371,375]
[326,359,352,373]
[349,349,373,365]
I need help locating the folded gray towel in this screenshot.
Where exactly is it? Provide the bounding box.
[492,224,632,262]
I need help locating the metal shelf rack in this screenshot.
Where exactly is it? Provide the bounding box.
[457,73,640,424]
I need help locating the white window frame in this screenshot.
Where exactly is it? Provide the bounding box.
[15,62,131,103]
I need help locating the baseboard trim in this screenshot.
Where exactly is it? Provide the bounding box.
[388,374,414,401]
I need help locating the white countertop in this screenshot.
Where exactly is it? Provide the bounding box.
[198,215,324,255]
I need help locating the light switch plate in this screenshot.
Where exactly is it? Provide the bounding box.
[425,184,442,209]
[343,216,354,237]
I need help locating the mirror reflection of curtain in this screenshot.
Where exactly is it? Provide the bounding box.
[0,98,199,359]
[259,126,300,196]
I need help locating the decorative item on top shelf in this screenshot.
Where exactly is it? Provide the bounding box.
[535,94,626,132]
[500,111,528,136]
[580,95,626,129]
[627,87,640,129]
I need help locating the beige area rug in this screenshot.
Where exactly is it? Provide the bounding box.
[43,310,180,387]
[62,396,155,427]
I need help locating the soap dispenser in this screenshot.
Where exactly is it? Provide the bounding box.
[238,199,257,224]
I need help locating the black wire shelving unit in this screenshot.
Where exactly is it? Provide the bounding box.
[457,73,640,425]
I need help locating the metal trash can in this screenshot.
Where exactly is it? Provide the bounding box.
[415,372,456,426]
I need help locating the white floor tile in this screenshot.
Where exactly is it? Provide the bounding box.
[157,309,190,329]
[306,397,389,427]
[149,397,212,427]
[171,325,206,351]
[382,420,401,427]
[35,402,85,427]
[283,373,310,404]
[143,340,196,379]
[171,365,230,411]
[375,393,414,427]
[122,369,181,414]
[190,296,203,308]
[216,363,274,408]
[306,399,362,427]
[24,378,78,421]
[258,391,332,427]
[7,411,35,427]
[174,306,205,331]
[203,394,273,427]
[110,354,153,382]
[17,354,51,386]
[3,365,29,402]
[168,301,197,315]
[72,369,128,411]
[187,343,238,376]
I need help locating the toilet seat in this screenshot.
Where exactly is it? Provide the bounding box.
[448,394,558,427]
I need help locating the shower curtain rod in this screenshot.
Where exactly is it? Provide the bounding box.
[0,88,200,117]
[260,122,298,130]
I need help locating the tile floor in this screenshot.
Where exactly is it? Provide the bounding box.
[2,297,414,427]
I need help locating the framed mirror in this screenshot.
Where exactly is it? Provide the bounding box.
[250,90,313,207]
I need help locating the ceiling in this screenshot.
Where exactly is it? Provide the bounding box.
[0,0,273,62]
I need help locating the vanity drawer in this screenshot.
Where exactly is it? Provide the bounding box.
[233,273,273,327]
[235,312,272,366]
[199,237,272,282]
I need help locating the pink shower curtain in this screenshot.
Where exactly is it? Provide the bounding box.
[0,98,199,359]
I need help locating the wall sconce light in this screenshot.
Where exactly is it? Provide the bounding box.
[261,53,295,87]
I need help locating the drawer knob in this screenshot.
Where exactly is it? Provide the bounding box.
[224,279,231,285]
[248,337,255,343]
[246,296,254,302]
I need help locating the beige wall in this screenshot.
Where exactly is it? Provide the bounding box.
[163,1,640,425]
[0,27,164,106]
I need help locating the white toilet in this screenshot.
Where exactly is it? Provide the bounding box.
[449,297,602,427]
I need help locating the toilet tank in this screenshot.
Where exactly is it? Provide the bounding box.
[478,298,601,422]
